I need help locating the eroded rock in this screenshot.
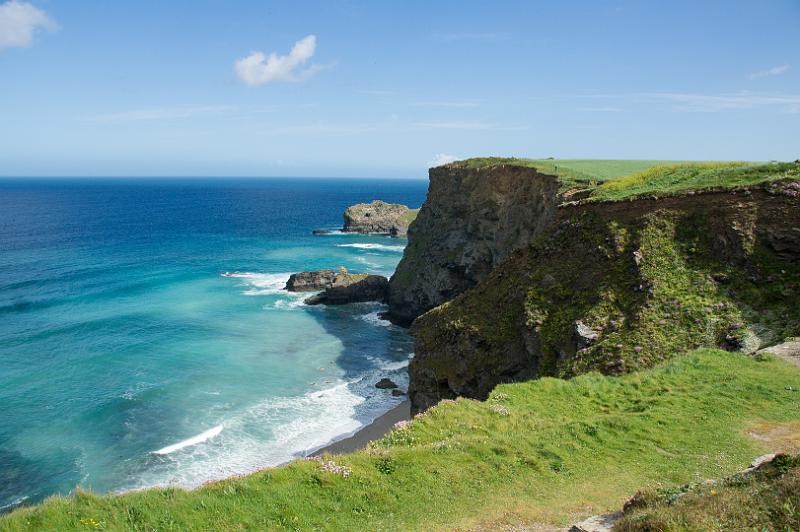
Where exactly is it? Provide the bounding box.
[343,200,417,236]
[285,270,338,292]
[304,274,389,305]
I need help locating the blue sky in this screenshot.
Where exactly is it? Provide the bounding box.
[1,0,798,177]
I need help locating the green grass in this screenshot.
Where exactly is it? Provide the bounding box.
[444,158,800,201]
[447,157,703,190]
[617,453,800,531]
[589,161,800,202]
[397,208,419,225]
[3,350,800,531]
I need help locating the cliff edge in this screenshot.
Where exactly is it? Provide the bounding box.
[390,160,800,413]
[386,164,560,325]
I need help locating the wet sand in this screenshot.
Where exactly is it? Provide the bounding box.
[312,400,411,456]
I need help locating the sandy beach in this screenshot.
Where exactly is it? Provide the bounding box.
[312,400,411,456]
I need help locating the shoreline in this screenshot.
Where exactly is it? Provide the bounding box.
[310,400,411,456]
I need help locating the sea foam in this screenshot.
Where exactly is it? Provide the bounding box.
[221,272,293,296]
[335,243,405,252]
[153,425,223,455]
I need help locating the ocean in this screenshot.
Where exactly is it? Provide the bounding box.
[0,177,427,511]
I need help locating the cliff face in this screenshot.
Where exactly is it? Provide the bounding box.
[387,165,561,325]
[398,166,800,413]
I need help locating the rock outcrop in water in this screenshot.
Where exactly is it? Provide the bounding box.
[285,270,338,292]
[390,162,800,413]
[304,273,389,305]
[343,200,418,236]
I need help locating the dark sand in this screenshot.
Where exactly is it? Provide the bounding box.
[312,400,411,456]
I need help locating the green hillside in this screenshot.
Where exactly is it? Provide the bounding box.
[2,350,799,531]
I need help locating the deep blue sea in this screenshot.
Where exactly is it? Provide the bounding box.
[0,177,427,511]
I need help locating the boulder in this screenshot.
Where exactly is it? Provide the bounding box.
[343,200,417,236]
[375,378,398,389]
[391,388,406,396]
[304,274,389,305]
[568,512,623,532]
[285,270,338,292]
[574,321,600,350]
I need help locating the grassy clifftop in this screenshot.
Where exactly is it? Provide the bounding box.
[2,350,799,531]
[444,157,799,201]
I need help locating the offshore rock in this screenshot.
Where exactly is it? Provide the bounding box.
[305,274,389,305]
[375,378,398,389]
[343,200,417,236]
[285,270,338,292]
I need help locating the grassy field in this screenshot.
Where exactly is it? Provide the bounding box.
[446,157,800,201]
[588,161,800,202]
[449,157,701,187]
[3,349,800,531]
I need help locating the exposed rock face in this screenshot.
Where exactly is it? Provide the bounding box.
[387,164,560,325]
[285,270,338,292]
[406,176,800,413]
[304,274,389,305]
[343,200,417,236]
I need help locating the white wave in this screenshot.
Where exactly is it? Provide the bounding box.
[354,256,381,269]
[152,425,223,456]
[380,359,411,371]
[358,310,391,327]
[335,243,405,252]
[0,495,29,511]
[221,272,294,296]
[272,297,307,310]
[126,378,403,492]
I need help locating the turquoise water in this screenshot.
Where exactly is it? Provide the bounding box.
[0,178,427,511]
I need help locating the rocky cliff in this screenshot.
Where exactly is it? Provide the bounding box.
[386,164,560,325]
[391,162,800,413]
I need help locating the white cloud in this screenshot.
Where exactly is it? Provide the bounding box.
[88,105,237,123]
[436,32,510,43]
[750,64,790,79]
[413,121,527,131]
[0,0,56,51]
[578,106,622,112]
[235,35,323,86]
[411,100,480,108]
[429,153,459,167]
[358,89,396,96]
[643,91,800,113]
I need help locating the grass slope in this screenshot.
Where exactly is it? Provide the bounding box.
[617,453,800,531]
[3,350,800,531]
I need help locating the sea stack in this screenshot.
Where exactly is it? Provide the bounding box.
[342,200,418,236]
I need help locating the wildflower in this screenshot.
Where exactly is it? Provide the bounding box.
[634,346,643,353]
[320,460,352,478]
[490,404,510,416]
[393,419,411,430]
